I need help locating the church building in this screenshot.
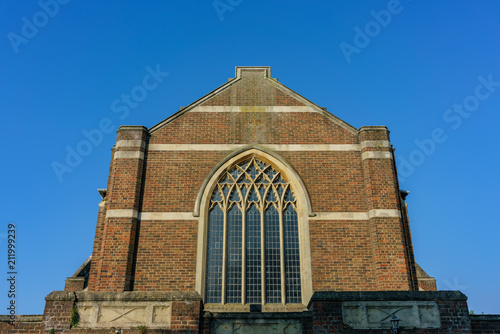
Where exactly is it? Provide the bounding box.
[3,67,498,333]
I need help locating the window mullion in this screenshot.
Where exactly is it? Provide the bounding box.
[260,196,266,304]
[241,201,246,305]
[221,203,228,304]
[279,198,286,305]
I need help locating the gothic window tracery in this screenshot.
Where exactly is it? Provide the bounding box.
[205,157,301,304]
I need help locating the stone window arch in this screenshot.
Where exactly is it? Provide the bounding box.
[195,148,312,308]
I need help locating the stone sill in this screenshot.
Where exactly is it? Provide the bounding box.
[203,303,307,313]
[204,310,313,319]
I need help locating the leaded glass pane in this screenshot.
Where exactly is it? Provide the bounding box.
[229,167,240,180]
[256,175,268,184]
[248,163,258,180]
[247,187,258,202]
[212,188,222,202]
[265,205,282,303]
[220,174,231,184]
[258,185,266,199]
[240,185,248,198]
[277,184,284,199]
[245,204,261,303]
[222,185,229,198]
[226,205,242,303]
[283,205,301,303]
[229,188,240,202]
[240,161,250,170]
[265,168,276,180]
[284,187,295,202]
[206,205,223,303]
[266,189,277,202]
[238,176,250,184]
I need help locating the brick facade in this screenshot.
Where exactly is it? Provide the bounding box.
[4,67,498,333]
[89,67,418,294]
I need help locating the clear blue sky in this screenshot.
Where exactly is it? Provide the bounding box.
[1,1,499,315]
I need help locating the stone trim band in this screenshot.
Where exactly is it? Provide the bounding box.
[105,209,400,220]
[146,141,390,153]
[105,209,139,219]
[310,209,401,220]
[361,151,393,160]
[113,151,144,160]
[116,140,145,148]
[189,106,314,112]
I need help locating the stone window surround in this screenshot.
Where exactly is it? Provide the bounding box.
[204,156,301,305]
[195,148,314,310]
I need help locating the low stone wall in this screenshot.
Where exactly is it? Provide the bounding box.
[74,291,201,331]
[308,291,473,333]
[44,291,76,332]
[1,290,499,333]
[0,291,203,334]
[471,314,500,333]
[0,315,44,333]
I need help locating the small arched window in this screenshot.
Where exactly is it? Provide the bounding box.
[205,157,301,304]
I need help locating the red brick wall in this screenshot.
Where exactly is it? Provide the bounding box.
[471,315,500,333]
[309,291,474,333]
[89,67,417,293]
[150,112,357,145]
[134,219,198,291]
[309,219,378,291]
[437,298,473,332]
[87,199,106,291]
[201,69,305,107]
[92,126,148,291]
[141,151,227,212]
[88,148,114,292]
[43,292,75,332]
[64,278,85,291]
[0,316,44,334]
[279,151,367,212]
[170,300,202,331]
[419,278,438,291]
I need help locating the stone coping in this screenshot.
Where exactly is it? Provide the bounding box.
[470,315,500,321]
[46,291,202,302]
[0,315,43,322]
[66,277,85,282]
[308,291,467,305]
[45,291,75,301]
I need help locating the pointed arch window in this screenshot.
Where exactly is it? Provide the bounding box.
[205,157,301,304]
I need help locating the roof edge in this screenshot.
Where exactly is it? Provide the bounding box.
[149,67,359,135]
